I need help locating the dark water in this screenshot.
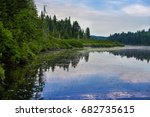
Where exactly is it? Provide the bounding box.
[1,46,150,100]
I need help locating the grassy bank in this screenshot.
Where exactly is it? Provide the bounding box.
[0,37,123,81]
[29,38,123,54]
[80,39,124,47]
[29,38,83,53]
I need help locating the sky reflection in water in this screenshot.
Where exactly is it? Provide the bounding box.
[42,48,150,100]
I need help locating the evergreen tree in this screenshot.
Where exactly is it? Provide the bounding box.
[40,11,45,21]
[0,0,91,64]
[0,21,17,62]
[108,29,150,45]
[72,21,81,38]
[85,27,90,39]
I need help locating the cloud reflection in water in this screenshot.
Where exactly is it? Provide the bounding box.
[42,48,150,100]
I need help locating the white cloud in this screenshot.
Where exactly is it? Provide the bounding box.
[121,72,150,83]
[122,4,150,16]
[34,0,150,36]
[45,51,150,84]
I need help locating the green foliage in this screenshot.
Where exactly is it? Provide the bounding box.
[72,21,81,38]
[0,0,39,64]
[0,22,13,52]
[65,39,83,48]
[0,53,2,60]
[29,38,83,51]
[109,29,150,45]
[0,65,5,80]
[13,9,38,42]
[0,0,121,67]
[80,39,123,47]
[14,43,35,64]
[0,0,124,98]
[85,27,90,39]
[0,22,19,63]
[41,12,90,39]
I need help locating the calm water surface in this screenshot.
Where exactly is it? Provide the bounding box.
[39,46,150,100]
[1,46,150,100]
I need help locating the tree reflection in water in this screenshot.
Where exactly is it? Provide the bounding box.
[0,50,89,100]
[1,47,150,100]
[109,49,150,63]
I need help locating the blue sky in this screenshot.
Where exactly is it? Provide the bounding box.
[35,0,150,36]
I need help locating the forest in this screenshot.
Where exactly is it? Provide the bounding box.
[0,0,122,80]
[108,29,150,45]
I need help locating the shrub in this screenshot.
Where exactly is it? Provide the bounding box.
[0,66,5,81]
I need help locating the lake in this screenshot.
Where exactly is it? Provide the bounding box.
[1,46,150,100]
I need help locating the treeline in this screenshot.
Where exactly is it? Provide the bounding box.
[40,9,90,39]
[108,29,150,45]
[0,0,91,80]
[110,49,150,63]
[0,1,90,64]
[0,0,122,81]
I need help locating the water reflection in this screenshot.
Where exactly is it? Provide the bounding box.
[0,65,38,99]
[42,47,150,100]
[0,50,89,99]
[109,49,150,63]
[1,47,150,100]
